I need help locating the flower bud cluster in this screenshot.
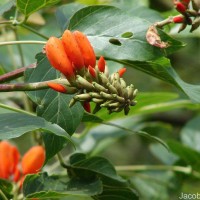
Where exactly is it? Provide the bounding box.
[173,0,200,32]
[45,30,137,115]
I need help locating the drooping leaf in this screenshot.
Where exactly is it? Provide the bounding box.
[23,172,102,198]
[16,0,60,17]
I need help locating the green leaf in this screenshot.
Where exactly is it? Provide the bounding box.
[23,172,102,198]
[25,53,84,135]
[0,112,72,141]
[68,153,139,200]
[68,6,183,61]
[168,140,200,172]
[181,115,200,152]
[0,179,13,200]
[16,0,60,17]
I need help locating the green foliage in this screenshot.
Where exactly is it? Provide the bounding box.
[0,0,200,199]
[16,0,60,17]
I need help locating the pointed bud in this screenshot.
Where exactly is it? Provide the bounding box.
[118,68,126,77]
[62,30,84,70]
[83,102,91,113]
[73,31,96,68]
[98,56,106,72]
[173,15,185,23]
[47,82,67,93]
[175,2,187,14]
[45,37,74,79]
[21,146,45,175]
[88,65,97,78]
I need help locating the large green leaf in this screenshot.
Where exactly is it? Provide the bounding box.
[67,5,200,102]
[23,172,102,199]
[25,53,84,135]
[68,6,182,61]
[16,0,60,17]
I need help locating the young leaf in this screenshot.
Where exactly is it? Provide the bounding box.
[16,0,60,17]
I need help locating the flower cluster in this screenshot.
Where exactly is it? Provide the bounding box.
[0,141,45,186]
[173,0,200,32]
[45,30,137,115]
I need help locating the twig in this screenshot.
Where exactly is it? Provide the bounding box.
[0,40,46,46]
[0,63,36,83]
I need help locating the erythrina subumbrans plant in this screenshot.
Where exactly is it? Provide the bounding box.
[0,0,200,199]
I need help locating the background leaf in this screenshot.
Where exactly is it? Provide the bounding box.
[17,0,60,17]
[68,153,139,200]
[23,172,102,198]
[181,115,200,152]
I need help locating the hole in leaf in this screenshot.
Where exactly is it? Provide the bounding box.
[109,38,122,46]
[121,32,133,38]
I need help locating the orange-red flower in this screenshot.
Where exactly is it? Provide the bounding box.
[21,146,45,175]
[72,31,96,68]
[45,37,74,79]
[47,82,67,93]
[0,141,20,182]
[62,30,84,70]
[0,141,45,186]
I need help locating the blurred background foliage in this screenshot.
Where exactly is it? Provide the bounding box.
[1,0,200,199]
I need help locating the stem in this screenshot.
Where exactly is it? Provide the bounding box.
[115,165,200,178]
[0,190,8,200]
[0,79,71,92]
[0,63,36,83]
[13,28,25,67]
[154,16,174,28]
[0,81,49,91]
[57,153,70,169]
[20,24,49,40]
[0,40,46,46]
